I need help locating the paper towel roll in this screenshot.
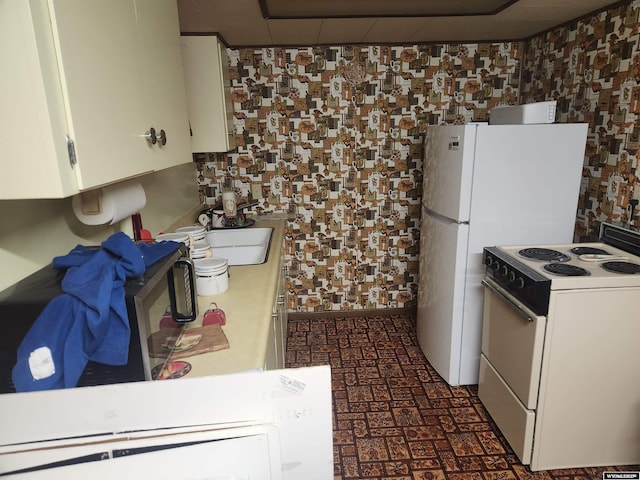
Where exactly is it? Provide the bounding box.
[72,182,146,225]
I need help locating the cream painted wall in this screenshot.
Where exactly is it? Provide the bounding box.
[0,163,200,291]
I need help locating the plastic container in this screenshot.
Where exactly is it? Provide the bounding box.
[194,257,229,296]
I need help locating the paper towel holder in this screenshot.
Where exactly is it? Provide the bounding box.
[72,181,147,226]
[77,189,103,215]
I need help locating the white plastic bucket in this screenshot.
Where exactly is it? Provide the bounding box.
[194,257,229,296]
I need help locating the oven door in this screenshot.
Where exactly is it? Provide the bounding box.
[478,276,546,465]
[479,277,546,408]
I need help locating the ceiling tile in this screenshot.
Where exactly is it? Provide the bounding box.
[361,18,433,44]
[267,19,324,46]
[317,18,378,45]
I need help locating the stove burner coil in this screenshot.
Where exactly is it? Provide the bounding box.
[601,261,640,274]
[519,248,570,262]
[570,246,609,256]
[543,263,590,276]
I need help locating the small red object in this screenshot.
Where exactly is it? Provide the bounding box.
[140,229,153,241]
[132,213,154,243]
[159,306,180,329]
[203,302,226,326]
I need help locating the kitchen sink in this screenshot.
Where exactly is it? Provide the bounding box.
[204,227,273,266]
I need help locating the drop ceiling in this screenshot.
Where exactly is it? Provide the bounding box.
[177,0,625,47]
[261,0,517,18]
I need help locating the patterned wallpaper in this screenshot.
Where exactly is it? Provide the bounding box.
[195,44,521,312]
[520,0,639,241]
[194,0,640,312]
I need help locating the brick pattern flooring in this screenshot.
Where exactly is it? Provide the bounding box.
[285,314,640,480]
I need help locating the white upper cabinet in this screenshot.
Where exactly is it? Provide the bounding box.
[0,0,191,200]
[181,35,237,153]
[136,0,191,170]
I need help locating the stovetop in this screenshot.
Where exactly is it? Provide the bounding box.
[482,224,640,315]
[496,241,640,290]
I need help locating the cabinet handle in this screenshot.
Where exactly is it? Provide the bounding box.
[143,128,167,146]
[143,127,158,145]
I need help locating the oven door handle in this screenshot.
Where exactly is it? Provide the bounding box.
[481,278,535,323]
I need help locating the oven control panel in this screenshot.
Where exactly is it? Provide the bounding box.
[483,247,551,315]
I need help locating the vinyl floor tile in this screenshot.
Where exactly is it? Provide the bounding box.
[285,314,640,480]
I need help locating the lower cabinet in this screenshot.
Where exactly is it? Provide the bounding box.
[266,263,288,370]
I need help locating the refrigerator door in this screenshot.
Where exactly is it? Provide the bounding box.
[422,124,477,222]
[416,207,470,385]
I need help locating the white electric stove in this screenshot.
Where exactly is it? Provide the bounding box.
[478,223,640,471]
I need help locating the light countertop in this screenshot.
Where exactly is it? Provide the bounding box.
[171,219,285,377]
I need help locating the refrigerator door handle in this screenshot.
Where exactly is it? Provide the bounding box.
[422,205,470,225]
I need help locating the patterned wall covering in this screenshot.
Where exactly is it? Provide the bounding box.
[196,1,640,311]
[520,0,640,241]
[195,43,522,312]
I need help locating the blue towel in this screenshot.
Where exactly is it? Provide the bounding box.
[12,233,180,391]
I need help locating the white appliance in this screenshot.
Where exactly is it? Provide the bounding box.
[416,121,588,385]
[479,223,640,470]
[489,100,557,125]
[0,366,333,479]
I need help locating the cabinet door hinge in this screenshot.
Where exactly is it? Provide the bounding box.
[66,135,77,167]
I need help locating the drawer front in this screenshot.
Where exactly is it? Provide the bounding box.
[481,278,546,409]
[478,355,535,465]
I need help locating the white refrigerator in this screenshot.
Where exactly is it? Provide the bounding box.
[416,122,588,386]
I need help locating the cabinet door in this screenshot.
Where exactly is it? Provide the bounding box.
[50,0,155,190]
[266,261,287,370]
[181,35,237,153]
[265,311,280,370]
[277,264,288,366]
[135,0,191,170]
[0,0,190,199]
[0,0,77,199]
